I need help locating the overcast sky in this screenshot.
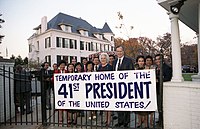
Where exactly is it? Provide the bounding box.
[0,0,196,58]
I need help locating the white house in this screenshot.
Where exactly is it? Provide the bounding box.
[28,12,115,66]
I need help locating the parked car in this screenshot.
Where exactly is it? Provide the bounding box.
[182,65,190,73]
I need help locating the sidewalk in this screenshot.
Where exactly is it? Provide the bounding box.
[0,125,40,129]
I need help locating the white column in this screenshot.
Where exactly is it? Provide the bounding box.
[197,34,200,75]
[169,13,184,82]
[198,3,200,75]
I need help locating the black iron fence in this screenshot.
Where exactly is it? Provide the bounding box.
[0,66,162,129]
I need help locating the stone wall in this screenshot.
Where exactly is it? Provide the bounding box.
[163,81,200,129]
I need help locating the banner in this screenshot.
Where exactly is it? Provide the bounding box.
[54,69,157,111]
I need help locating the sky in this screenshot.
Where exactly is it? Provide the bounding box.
[0,0,196,58]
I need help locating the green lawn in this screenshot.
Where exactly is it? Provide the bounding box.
[182,73,197,81]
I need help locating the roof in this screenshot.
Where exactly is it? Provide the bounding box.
[101,22,113,33]
[45,12,113,37]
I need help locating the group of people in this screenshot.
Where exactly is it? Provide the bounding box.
[41,45,172,127]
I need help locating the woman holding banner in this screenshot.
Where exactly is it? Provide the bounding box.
[74,62,84,123]
[85,61,97,120]
[53,60,69,125]
[98,53,113,126]
[135,55,148,128]
[66,63,79,125]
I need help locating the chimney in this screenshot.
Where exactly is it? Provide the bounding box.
[41,16,47,33]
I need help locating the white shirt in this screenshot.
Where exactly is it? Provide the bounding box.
[115,56,124,71]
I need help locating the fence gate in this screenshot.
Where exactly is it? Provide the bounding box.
[0,65,162,129]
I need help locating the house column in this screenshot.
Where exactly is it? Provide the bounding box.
[197,34,200,75]
[198,3,200,75]
[192,3,200,81]
[169,13,183,82]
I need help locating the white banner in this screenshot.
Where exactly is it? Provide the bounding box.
[54,69,157,111]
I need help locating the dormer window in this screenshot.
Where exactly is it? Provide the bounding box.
[78,27,89,37]
[98,34,102,39]
[33,25,41,35]
[84,31,88,36]
[93,33,102,39]
[59,23,72,33]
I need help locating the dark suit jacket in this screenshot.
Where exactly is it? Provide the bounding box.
[156,63,172,82]
[40,68,51,90]
[14,70,32,93]
[113,56,134,71]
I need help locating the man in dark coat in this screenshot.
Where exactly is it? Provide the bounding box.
[14,65,32,114]
[113,45,134,127]
[155,54,172,125]
[40,62,52,110]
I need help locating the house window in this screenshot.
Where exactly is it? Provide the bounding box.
[45,55,51,66]
[99,35,102,39]
[37,57,39,64]
[65,26,72,32]
[85,42,88,51]
[63,56,69,64]
[84,31,88,36]
[111,46,114,51]
[111,36,114,41]
[92,42,97,52]
[56,37,62,47]
[37,41,39,50]
[104,44,109,51]
[91,42,94,51]
[45,37,51,48]
[63,38,69,48]
[57,55,62,64]
[29,44,32,52]
[100,44,103,51]
[70,39,77,49]
[80,41,84,50]
[87,42,92,51]
[97,43,100,51]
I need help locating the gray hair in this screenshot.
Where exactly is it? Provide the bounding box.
[99,53,109,63]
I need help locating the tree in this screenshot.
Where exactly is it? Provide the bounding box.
[23,57,28,65]
[138,37,159,56]
[0,13,5,44]
[15,55,23,66]
[181,44,198,67]
[9,55,29,67]
[156,33,172,62]
[10,54,15,60]
[28,59,42,70]
[114,38,143,60]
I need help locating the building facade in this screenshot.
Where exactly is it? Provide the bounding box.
[28,12,114,66]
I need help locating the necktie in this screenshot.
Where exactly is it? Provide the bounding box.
[118,59,121,70]
[95,65,98,71]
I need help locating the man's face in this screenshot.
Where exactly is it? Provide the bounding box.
[82,59,87,65]
[109,56,114,63]
[155,56,161,66]
[146,58,153,66]
[53,64,58,70]
[116,47,124,58]
[72,59,77,65]
[93,58,99,65]
[44,63,49,69]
